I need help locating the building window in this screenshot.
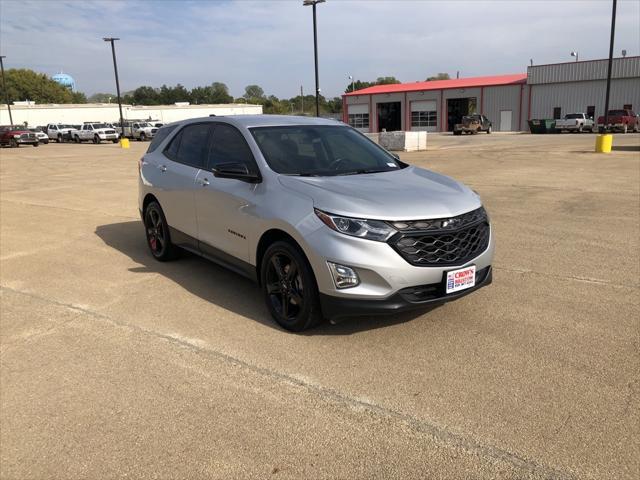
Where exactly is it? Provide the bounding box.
[348,113,369,129]
[623,104,632,110]
[553,107,562,119]
[586,106,595,119]
[411,110,437,127]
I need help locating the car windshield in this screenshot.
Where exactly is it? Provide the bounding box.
[250,125,401,176]
[138,122,150,127]
[91,123,109,129]
[60,124,73,128]
[565,114,582,119]
[608,110,627,116]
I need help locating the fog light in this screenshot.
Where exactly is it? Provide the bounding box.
[327,262,360,289]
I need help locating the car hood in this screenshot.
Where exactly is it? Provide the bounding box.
[277,165,481,220]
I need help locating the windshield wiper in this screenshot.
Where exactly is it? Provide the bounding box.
[335,168,390,176]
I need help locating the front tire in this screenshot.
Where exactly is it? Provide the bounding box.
[622,124,628,134]
[74,135,80,143]
[32,142,39,147]
[93,135,101,144]
[139,132,146,142]
[57,134,62,143]
[9,139,18,148]
[487,125,492,134]
[143,201,176,261]
[261,241,322,332]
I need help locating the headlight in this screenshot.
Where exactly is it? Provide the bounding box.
[13,134,21,138]
[315,209,396,242]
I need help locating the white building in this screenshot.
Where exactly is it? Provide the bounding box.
[0,102,263,127]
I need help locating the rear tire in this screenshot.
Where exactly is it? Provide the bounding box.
[577,125,583,133]
[261,241,322,332]
[32,142,39,147]
[74,135,80,143]
[57,134,62,143]
[622,124,628,134]
[143,201,177,262]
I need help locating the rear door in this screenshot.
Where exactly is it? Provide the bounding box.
[152,123,211,240]
[194,123,260,263]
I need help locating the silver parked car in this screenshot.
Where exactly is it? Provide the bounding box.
[138,115,494,331]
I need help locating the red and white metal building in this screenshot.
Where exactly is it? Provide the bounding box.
[342,56,640,133]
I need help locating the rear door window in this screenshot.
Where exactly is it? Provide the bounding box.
[167,123,211,169]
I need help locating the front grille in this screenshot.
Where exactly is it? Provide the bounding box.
[390,207,490,266]
[105,130,116,134]
[151,128,158,134]
[20,133,36,139]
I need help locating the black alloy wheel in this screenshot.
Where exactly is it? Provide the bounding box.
[93,135,101,144]
[144,202,175,261]
[261,241,322,331]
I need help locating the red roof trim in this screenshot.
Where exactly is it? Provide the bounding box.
[344,73,527,97]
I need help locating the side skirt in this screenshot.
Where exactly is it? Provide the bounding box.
[169,227,258,283]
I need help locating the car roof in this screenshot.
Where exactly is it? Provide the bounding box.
[180,114,343,129]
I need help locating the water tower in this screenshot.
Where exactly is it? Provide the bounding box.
[51,72,76,91]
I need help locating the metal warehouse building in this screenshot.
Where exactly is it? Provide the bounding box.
[342,56,639,133]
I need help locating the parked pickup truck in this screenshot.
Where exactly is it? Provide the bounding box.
[71,123,120,144]
[453,114,492,135]
[46,123,77,142]
[118,121,158,141]
[0,125,39,147]
[555,113,594,133]
[597,109,638,133]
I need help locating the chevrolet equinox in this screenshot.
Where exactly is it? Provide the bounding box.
[138,115,494,331]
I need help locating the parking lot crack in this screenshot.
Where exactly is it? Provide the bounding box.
[494,266,640,289]
[0,284,578,480]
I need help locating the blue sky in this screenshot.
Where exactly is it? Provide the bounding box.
[1,0,639,99]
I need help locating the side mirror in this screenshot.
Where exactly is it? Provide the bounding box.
[212,162,261,183]
[390,152,400,160]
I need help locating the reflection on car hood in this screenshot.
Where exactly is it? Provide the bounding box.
[278,165,481,220]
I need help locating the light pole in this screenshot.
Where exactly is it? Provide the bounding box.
[103,37,125,139]
[303,0,325,117]
[570,51,579,62]
[0,56,13,125]
[348,75,354,93]
[603,0,617,129]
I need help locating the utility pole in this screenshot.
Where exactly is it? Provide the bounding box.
[103,37,125,138]
[0,56,13,125]
[300,85,304,114]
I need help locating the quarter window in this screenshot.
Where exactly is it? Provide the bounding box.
[411,110,437,127]
[148,124,179,153]
[207,124,256,170]
[348,113,369,129]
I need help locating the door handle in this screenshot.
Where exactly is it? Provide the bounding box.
[200,178,210,187]
[160,165,167,173]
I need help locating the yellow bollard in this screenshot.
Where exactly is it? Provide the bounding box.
[595,134,612,153]
[120,138,130,149]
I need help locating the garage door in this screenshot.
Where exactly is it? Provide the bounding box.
[411,100,437,112]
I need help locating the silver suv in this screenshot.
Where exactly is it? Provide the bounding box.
[138,115,494,331]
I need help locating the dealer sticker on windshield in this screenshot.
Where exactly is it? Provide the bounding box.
[445,265,476,294]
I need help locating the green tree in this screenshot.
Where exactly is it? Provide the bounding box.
[0,68,79,104]
[375,76,401,85]
[243,85,265,102]
[70,91,87,103]
[426,73,450,81]
[344,79,374,93]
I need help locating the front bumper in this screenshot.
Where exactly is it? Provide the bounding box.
[320,266,492,320]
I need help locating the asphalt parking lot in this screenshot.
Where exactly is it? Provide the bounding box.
[1,132,639,479]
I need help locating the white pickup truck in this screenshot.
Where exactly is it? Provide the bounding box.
[46,123,77,142]
[555,113,595,133]
[118,121,158,141]
[71,123,120,144]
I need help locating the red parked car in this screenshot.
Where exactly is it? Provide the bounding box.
[597,109,638,133]
[0,125,39,148]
